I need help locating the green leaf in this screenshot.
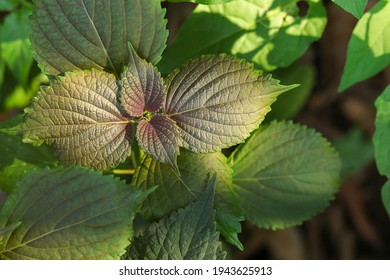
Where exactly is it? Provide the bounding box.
[339,1,390,91]
[334,128,373,177]
[0,0,21,11]
[229,121,341,229]
[16,70,133,170]
[31,0,168,76]
[0,166,149,260]
[163,0,234,4]
[158,0,327,73]
[0,159,38,193]
[126,177,226,260]
[0,222,21,251]
[331,0,367,19]
[0,4,34,88]
[165,55,296,153]
[266,63,315,121]
[119,44,165,117]
[133,150,243,249]
[382,181,390,218]
[0,115,55,171]
[137,116,181,171]
[374,85,390,177]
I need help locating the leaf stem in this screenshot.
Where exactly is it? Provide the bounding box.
[111,169,135,175]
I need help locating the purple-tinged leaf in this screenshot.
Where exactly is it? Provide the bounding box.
[16,69,134,170]
[119,45,165,117]
[165,55,297,153]
[137,116,181,170]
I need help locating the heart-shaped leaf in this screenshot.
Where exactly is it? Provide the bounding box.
[229,121,341,229]
[119,44,165,117]
[31,0,168,76]
[126,176,226,260]
[0,167,150,260]
[164,55,296,153]
[16,70,133,170]
[137,116,181,171]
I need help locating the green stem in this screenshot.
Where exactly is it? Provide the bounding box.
[111,169,135,175]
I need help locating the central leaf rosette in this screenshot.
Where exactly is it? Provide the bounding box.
[15,44,296,171]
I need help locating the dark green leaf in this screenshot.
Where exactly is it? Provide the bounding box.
[137,116,181,171]
[374,85,390,177]
[229,121,341,229]
[382,181,390,218]
[31,0,168,76]
[0,115,55,171]
[0,159,38,193]
[0,0,21,11]
[334,128,373,177]
[158,0,327,74]
[16,70,133,170]
[339,1,390,91]
[127,177,226,260]
[133,150,243,249]
[0,5,34,88]
[0,222,21,251]
[119,44,165,117]
[266,64,315,121]
[331,0,367,19]
[0,166,149,260]
[165,55,296,153]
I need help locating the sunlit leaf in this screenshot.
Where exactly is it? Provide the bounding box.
[0,167,149,260]
[163,0,234,3]
[331,0,367,19]
[31,0,168,76]
[0,5,34,88]
[374,85,390,177]
[229,121,341,229]
[339,1,390,91]
[137,116,181,171]
[15,70,133,170]
[133,150,243,250]
[126,178,226,260]
[158,0,326,73]
[119,44,165,117]
[0,159,38,193]
[165,55,296,153]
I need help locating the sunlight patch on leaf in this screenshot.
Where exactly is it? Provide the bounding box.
[165,55,297,153]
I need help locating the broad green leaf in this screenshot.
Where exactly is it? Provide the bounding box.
[0,5,34,88]
[0,166,149,260]
[126,178,226,260]
[229,121,341,229]
[334,128,373,177]
[0,49,5,89]
[266,63,315,121]
[331,0,367,19]
[374,85,390,177]
[31,0,168,76]
[163,0,234,3]
[339,1,390,91]
[0,222,21,251]
[165,55,296,153]
[0,0,21,11]
[0,115,55,171]
[15,70,133,170]
[137,116,181,171]
[382,181,390,218]
[133,150,243,250]
[158,0,326,73]
[119,44,165,117]
[0,159,38,193]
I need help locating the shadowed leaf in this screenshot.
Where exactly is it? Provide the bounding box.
[0,167,150,260]
[30,0,168,76]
